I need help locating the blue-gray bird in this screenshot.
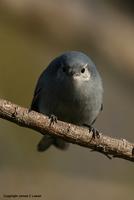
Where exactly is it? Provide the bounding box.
[31,51,103,151]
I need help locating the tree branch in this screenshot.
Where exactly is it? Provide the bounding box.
[0,98,134,162]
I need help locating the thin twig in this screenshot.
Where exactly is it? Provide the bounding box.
[0,98,134,162]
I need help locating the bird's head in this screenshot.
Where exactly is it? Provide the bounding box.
[50,51,98,85]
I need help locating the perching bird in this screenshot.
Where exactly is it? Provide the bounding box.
[30,51,103,151]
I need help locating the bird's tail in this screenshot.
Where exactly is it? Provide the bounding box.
[37,135,69,152]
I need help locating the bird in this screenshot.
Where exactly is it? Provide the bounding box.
[30,51,103,151]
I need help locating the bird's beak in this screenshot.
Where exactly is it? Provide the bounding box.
[67,69,79,79]
[67,69,75,76]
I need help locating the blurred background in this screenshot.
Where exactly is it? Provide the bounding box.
[0,0,134,199]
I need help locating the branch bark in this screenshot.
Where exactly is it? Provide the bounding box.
[0,98,134,162]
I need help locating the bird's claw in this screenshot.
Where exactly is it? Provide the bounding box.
[88,126,100,139]
[83,124,100,139]
[49,114,57,126]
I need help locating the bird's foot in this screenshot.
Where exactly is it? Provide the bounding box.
[83,124,100,139]
[89,126,100,139]
[49,114,57,126]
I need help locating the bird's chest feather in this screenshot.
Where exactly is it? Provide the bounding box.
[50,89,92,124]
[39,83,98,125]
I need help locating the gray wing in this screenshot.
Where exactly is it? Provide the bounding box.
[91,103,103,125]
[30,70,46,112]
[101,103,103,111]
[30,86,42,112]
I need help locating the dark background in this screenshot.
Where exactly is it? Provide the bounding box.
[0,0,134,199]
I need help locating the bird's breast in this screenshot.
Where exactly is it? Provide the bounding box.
[39,81,102,126]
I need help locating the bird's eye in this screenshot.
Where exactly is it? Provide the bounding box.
[62,67,66,72]
[81,68,85,73]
